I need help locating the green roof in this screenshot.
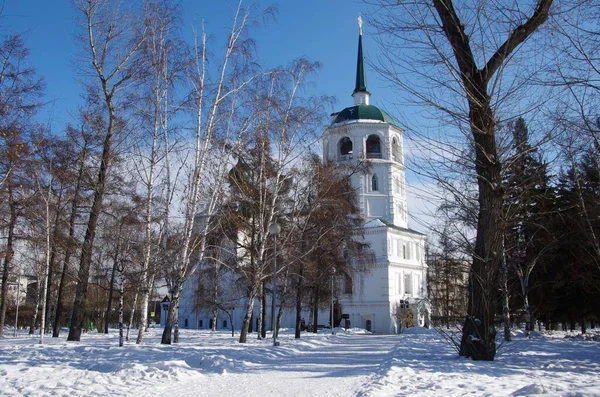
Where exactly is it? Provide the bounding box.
[333,104,395,125]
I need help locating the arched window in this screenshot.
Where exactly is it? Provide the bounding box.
[339,137,353,160]
[371,174,378,191]
[366,134,381,158]
[392,137,402,162]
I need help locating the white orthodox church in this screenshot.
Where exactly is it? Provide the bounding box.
[176,20,430,334]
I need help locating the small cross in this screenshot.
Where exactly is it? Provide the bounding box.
[358,15,363,35]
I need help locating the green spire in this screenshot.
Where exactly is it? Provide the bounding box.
[353,17,369,95]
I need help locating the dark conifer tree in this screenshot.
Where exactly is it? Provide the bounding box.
[503,118,554,334]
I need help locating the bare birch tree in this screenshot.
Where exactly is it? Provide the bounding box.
[68,0,147,341]
[160,0,271,344]
[133,0,184,345]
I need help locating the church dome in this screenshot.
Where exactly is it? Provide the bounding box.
[332,104,395,125]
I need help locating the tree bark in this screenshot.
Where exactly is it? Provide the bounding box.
[501,242,511,341]
[53,144,86,337]
[105,229,121,334]
[239,284,259,343]
[294,270,304,339]
[261,282,267,339]
[0,186,16,336]
[126,288,138,342]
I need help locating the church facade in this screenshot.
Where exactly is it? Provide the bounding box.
[177,21,429,334]
[319,20,429,333]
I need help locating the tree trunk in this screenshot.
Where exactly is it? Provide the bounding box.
[105,232,121,334]
[126,288,138,342]
[161,279,185,344]
[43,207,62,335]
[294,273,304,339]
[53,146,86,337]
[39,179,53,344]
[433,0,553,361]
[276,301,283,339]
[118,277,124,347]
[295,287,303,339]
[68,113,115,342]
[0,186,16,336]
[501,244,511,341]
[29,294,40,335]
[312,286,320,333]
[257,282,264,340]
[239,284,259,343]
[261,283,267,339]
[212,305,218,332]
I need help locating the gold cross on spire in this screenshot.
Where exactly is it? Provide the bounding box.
[358,15,363,35]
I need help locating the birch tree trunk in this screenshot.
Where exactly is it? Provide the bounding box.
[126,288,138,342]
[501,243,511,342]
[161,1,261,344]
[136,0,180,345]
[38,172,53,344]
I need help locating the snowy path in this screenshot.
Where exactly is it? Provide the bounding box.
[151,333,400,396]
[1,328,599,396]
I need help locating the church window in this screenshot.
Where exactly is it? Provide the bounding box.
[371,174,378,191]
[392,137,402,162]
[366,134,382,158]
[223,320,228,328]
[199,319,203,328]
[414,274,421,297]
[184,318,188,328]
[403,244,407,259]
[339,137,353,159]
[404,273,412,296]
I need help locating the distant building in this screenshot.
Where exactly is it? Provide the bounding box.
[5,270,33,307]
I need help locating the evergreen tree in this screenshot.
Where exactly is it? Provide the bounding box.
[503,118,554,334]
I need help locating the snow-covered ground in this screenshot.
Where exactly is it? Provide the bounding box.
[1,326,599,396]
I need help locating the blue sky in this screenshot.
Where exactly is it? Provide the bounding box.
[2,0,433,233]
[1,0,401,132]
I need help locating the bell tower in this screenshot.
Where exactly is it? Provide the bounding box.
[321,17,407,228]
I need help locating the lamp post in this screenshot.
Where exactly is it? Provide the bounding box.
[331,267,336,335]
[268,221,281,346]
